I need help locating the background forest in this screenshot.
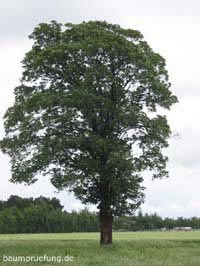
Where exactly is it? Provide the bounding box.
[0,196,199,234]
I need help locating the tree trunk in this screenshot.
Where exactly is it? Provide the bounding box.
[99,207,113,244]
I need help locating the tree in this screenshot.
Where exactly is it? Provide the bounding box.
[0,21,177,244]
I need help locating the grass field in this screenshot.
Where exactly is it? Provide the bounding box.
[1,231,200,265]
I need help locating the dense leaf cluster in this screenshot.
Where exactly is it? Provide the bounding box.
[0,21,177,216]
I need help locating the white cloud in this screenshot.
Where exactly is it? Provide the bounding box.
[142,195,200,218]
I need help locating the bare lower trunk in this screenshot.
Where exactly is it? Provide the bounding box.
[100,207,113,244]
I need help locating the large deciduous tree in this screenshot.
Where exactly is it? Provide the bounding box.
[0,21,177,244]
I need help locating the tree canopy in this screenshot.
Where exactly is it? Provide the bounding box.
[0,21,177,244]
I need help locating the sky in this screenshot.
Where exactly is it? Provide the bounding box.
[0,0,200,218]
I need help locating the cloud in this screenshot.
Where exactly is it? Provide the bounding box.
[1,0,200,40]
[141,164,200,218]
[142,195,200,218]
[166,96,200,168]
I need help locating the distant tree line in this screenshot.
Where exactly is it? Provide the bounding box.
[0,196,200,234]
[113,211,200,231]
[0,196,99,234]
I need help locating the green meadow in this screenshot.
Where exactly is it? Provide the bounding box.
[0,232,200,266]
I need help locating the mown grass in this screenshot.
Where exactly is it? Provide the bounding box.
[1,232,200,265]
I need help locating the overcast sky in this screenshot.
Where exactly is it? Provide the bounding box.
[0,0,200,217]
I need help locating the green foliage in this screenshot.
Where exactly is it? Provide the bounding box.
[0,21,177,216]
[0,196,200,234]
[0,196,99,234]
